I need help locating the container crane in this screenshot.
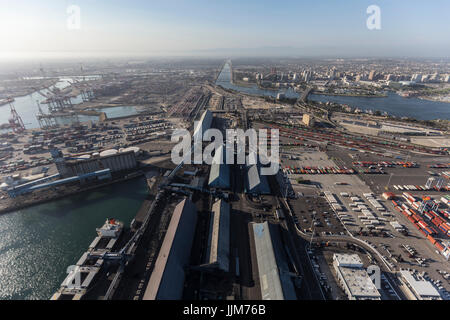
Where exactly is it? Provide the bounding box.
[34,86,74,112]
[72,79,94,102]
[36,100,57,129]
[8,100,25,133]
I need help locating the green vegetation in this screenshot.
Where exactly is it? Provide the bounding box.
[417,87,450,96]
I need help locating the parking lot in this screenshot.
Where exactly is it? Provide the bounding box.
[279,146,450,297]
[288,196,346,236]
[328,148,450,196]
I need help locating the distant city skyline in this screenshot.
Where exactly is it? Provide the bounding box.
[0,0,449,60]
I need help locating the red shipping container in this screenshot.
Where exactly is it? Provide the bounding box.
[427,235,436,245]
[432,218,441,227]
[418,221,428,229]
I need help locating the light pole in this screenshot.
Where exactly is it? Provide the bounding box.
[385,172,393,191]
[309,210,317,249]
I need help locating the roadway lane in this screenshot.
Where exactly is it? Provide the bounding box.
[279,198,325,300]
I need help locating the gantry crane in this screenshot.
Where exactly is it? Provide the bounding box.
[8,99,25,133]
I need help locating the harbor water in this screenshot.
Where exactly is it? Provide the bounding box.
[0,176,148,300]
[216,62,450,120]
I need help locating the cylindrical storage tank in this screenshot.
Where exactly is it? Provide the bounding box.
[79,154,91,160]
[120,146,140,155]
[100,149,118,157]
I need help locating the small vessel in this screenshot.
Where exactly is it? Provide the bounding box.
[0,97,15,107]
[96,218,123,238]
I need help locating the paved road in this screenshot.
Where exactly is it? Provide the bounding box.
[278,198,325,300]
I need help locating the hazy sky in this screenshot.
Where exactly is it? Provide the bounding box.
[0,0,449,59]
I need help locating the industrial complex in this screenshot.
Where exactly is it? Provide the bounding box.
[1,57,450,303]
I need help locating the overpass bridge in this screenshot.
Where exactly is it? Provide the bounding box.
[299,87,313,102]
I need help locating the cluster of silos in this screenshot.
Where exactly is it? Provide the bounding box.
[59,147,140,178]
[98,149,137,173]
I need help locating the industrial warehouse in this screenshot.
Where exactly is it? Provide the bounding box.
[143,199,198,300]
[205,199,230,272]
[246,164,271,195]
[208,145,230,189]
[332,254,381,300]
[251,222,297,300]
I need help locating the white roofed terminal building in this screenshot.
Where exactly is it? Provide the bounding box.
[332,253,381,300]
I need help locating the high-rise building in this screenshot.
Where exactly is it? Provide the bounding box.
[386,74,396,81]
[411,74,422,82]
[328,68,336,80]
[302,70,312,82]
[429,73,439,83]
[302,114,315,127]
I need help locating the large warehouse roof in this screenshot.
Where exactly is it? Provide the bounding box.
[400,270,441,299]
[205,199,230,272]
[246,164,270,195]
[208,145,230,189]
[336,266,381,299]
[333,253,364,268]
[193,110,213,142]
[251,222,296,300]
[143,199,197,300]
